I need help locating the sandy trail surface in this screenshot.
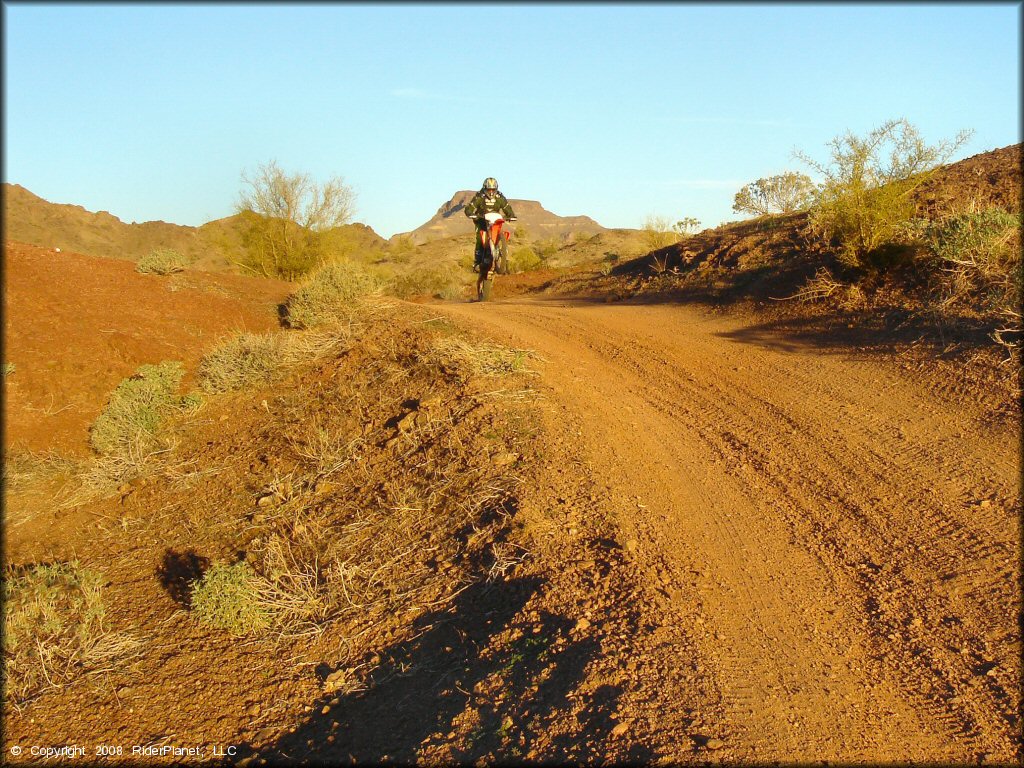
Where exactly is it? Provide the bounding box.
[438,295,1020,763]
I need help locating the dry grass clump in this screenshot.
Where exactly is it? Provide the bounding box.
[137,248,189,275]
[88,361,197,456]
[387,266,465,300]
[3,561,142,707]
[431,337,538,377]
[198,331,287,393]
[285,260,383,329]
[2,450,79,496]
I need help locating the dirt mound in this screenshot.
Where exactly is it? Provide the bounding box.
[399,190,610,245]
[913,143,1022,218]
[3,241,291,456]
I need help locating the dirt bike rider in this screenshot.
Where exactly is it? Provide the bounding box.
[464,177,516,269]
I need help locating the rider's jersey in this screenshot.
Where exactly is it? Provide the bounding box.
[464,190,516,226]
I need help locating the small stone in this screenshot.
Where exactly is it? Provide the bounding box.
[493,452,518,467]
[397,412,417,432]
[979,499,992,508]
[624,539,639,553]
[704,737,724,750]
[421,395,442,410]
[257,495,275,507]
[247,703,261,717]
[325,669,347,691]
[575,618,592,631]
[610,722,629,737]
[321,705,332,715]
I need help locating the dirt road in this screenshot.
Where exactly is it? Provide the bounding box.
[439,296,1020,763]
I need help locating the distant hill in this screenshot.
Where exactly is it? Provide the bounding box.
[1,183,387,272]
[398,191,610,245]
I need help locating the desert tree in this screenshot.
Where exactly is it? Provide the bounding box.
[236,160,356,280]
[732,172,816,217]
[673,217,702,236]
[795,118,972,268]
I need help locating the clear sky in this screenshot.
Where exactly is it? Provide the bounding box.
[3,2,1020,239]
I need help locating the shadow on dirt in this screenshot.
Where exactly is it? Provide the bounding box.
[713,307,1001,359]
[238,574,634,765]
[156,549,210,609]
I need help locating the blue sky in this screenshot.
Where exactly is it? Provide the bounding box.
[3,3,1020,239]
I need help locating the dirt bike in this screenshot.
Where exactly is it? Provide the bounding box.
[474,211,513,301]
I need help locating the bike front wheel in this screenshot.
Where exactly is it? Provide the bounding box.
[495,237,509,275]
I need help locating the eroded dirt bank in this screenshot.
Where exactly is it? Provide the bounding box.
[438,295,1020,764]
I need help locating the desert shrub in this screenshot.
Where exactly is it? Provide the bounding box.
[285,260,383,329]
[535,237,562,259]
[137,249,189,275]
[642,215,678,251]
[236,161,356,281]
[386,235,416,264]
[190,562,272,636]
[733,173,815,217]
[915,206,1022,310]
[388,266,463,300]
[198,331,286,393]
[3,562,140,705]
[796,118,971,269]
[89,361,189,456]
[508,245,543,273]
[920,207,1020,273]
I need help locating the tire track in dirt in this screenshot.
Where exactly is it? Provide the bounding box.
[437,297,1020,763]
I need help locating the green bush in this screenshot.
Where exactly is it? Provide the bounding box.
[920,207,1020,272]
[198,332,286,393]
[914,206,1021,310]
[190,562,271,636]
[508,245,543,273]
[137,249,189,275]
[3,561,138,704]
[796,118,971,269]
[535,237,562,259]
[89,361,188,456]
[388,266,463,299]
[285,260,383,329]
[642,215,678,251]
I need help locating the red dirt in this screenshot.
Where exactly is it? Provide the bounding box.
[3,241,291,457]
